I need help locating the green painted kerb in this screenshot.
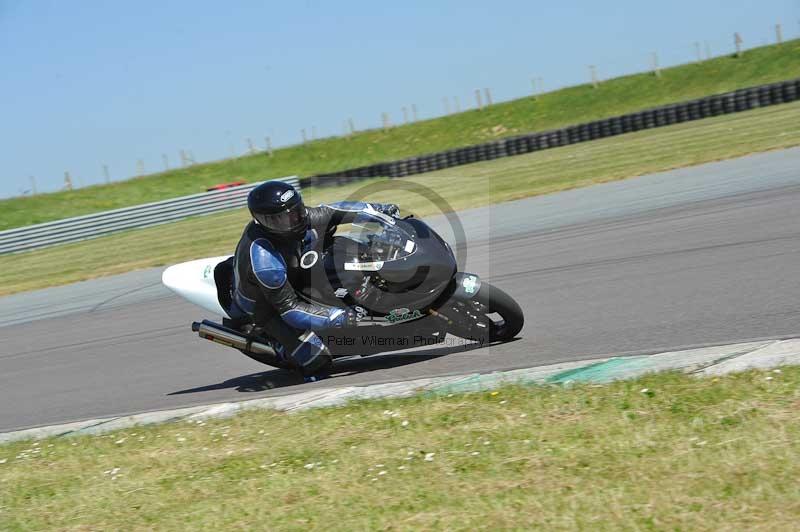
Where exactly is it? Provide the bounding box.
[427,375,488,396]
[545,356,651,384]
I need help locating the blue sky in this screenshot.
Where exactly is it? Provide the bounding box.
[1,0,798,197]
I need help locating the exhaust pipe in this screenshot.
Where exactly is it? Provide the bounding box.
[191,319,278,357]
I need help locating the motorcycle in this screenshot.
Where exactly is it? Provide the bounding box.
[162,211,524,371]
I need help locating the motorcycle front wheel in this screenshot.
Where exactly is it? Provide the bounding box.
[445,282,524,342]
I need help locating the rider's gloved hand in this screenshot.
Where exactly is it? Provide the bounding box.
[379,203,400,218]
[344,307,366,327]
[329,307,365,328]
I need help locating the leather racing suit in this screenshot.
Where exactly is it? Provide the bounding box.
[227,201,398,372]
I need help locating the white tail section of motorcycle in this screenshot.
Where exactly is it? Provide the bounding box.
[161,256,232,317]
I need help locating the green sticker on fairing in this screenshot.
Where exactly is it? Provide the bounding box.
[386,308,423,323]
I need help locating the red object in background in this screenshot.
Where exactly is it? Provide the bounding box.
[206,181,247,191]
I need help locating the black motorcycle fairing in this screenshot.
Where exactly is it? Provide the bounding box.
[295,216,457,316]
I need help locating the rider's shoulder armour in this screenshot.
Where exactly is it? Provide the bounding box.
[250,238,287,289]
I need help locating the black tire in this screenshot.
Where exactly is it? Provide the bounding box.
[445,282,524,342]
[473,282,525,341]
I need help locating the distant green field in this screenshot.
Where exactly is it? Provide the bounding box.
[1,39,799,231]
[1,100,798,296]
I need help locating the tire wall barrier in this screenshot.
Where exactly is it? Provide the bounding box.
[301,78,800,188]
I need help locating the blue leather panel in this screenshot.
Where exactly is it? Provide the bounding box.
[302,228,318,251]
[250,239,287,289]
[281,308,344,331]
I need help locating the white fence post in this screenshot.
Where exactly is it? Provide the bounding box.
[651,52,661,77]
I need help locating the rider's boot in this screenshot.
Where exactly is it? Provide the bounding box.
[288,331,334,380]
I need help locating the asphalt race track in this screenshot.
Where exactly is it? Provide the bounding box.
[2,148,799,433]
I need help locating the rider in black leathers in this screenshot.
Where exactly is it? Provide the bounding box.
[224,180,399,378]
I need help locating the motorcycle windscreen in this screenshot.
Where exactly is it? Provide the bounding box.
[337,214,417,263]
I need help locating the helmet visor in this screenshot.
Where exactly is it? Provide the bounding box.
[255,202,307,234]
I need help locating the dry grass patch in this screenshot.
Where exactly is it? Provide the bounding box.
[1,367,799,530]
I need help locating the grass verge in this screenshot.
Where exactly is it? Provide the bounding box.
[2,40,799,230]
[1,367,799,530]
[2,99,799,296]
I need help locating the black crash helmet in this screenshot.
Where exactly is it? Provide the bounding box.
[247,181,308,239]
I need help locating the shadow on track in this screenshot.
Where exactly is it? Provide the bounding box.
[168,341,497,396]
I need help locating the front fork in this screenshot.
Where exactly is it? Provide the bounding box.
[450,273,482,302]
[428,273,489,340]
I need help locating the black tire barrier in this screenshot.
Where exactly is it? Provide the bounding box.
[758,86,771,106]
[501,138,514,156]
[506,137,523,156]
[721,93,735,113]
[709,98,724,116]
[734,92,747,112]
[771,83,784,104]
[449,150,461,167]
[600,119,613,137]
[784,82,797,102]
[305,78,800,187]
[748,88,761,109]
[467,147,479,164]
